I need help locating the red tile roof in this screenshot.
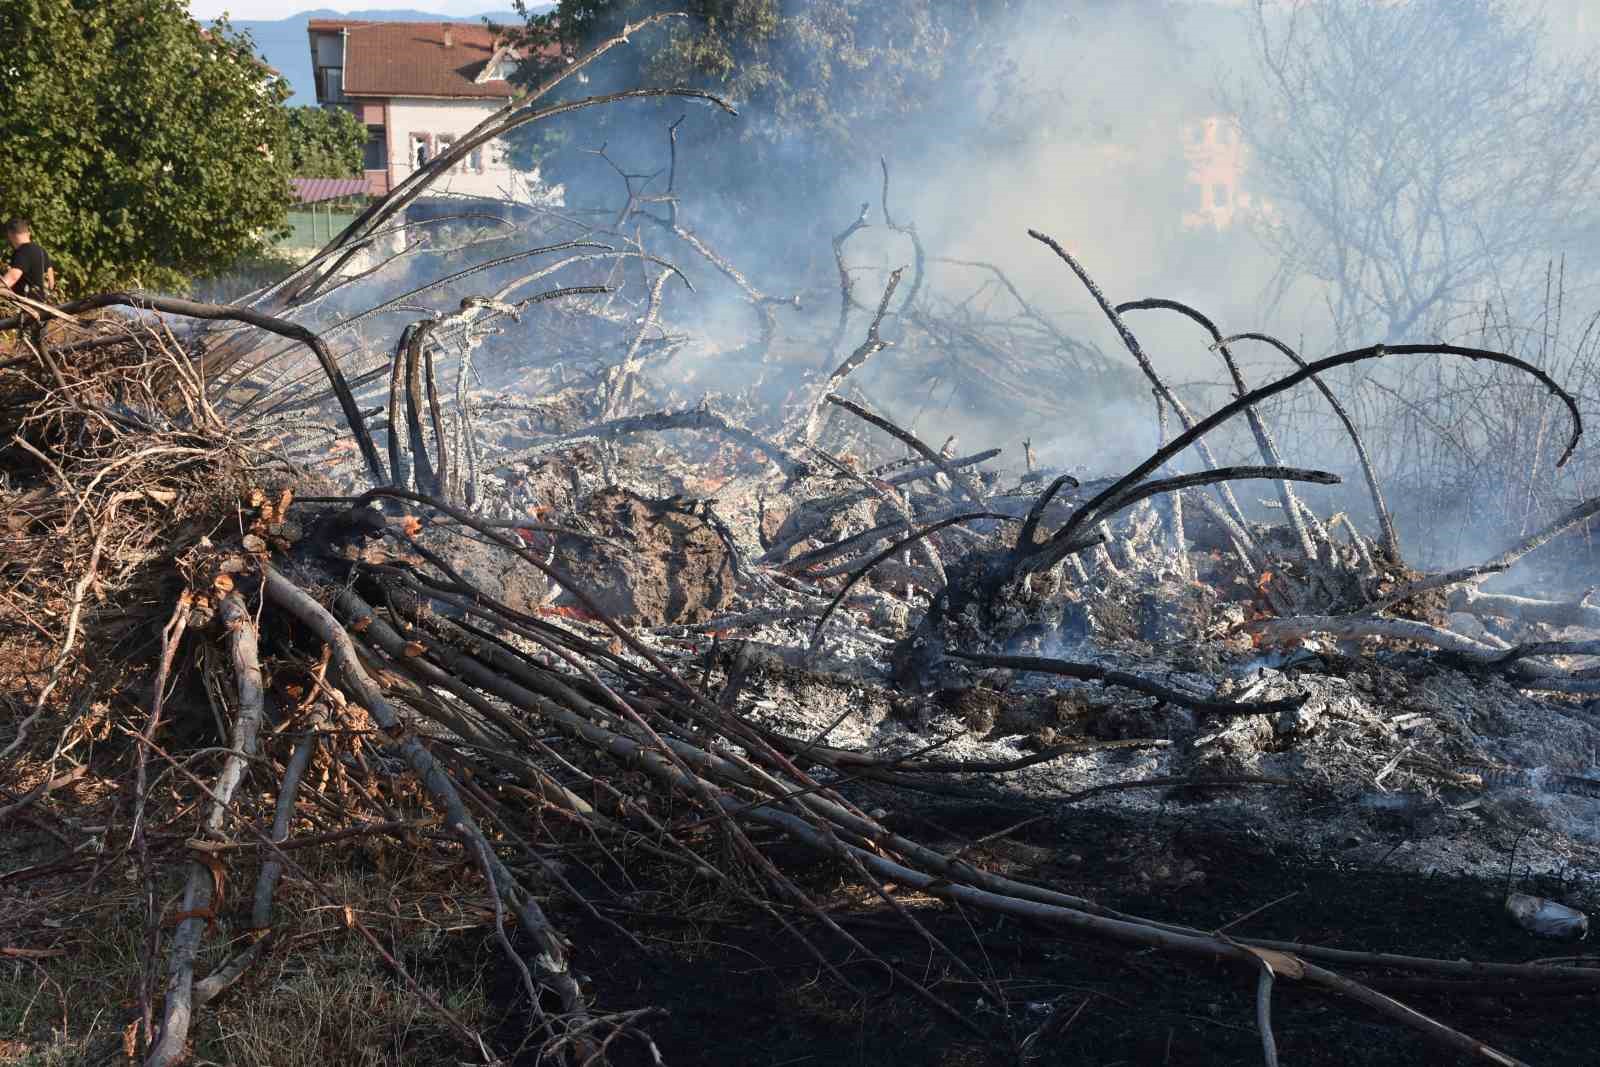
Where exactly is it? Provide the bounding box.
[291,177,372,203]
[307,20,530,99]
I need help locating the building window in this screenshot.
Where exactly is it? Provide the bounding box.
[469,145,484,173]
[1187,183,1204,212]
[317,66,344,102]
[1213,183,1230,209]
[438,134,458,171]
[363,125,387,171]
[411,133,432,169]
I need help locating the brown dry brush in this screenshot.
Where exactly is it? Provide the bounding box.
[4,37,1600,1067]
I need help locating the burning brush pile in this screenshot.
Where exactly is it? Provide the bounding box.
[6,54,1600,1067]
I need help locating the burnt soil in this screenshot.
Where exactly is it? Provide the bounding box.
[484,793,1600,1067]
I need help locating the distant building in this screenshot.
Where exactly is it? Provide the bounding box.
[306,19,551,198]
[1181,113,1258,231]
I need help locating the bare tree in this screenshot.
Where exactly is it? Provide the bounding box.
[1234,0,1600,343]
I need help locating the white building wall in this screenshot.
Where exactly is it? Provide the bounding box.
[386,97,521,199]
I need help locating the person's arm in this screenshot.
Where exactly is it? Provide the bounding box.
[0,266,19,291]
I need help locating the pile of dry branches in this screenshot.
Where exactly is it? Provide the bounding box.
[5,20,1600,1067]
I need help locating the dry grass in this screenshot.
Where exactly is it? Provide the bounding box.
[1,809,495,1066]
[206,932,488,1067]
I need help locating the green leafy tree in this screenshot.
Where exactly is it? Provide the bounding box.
[286,105,367,178]
[0,0,293,293]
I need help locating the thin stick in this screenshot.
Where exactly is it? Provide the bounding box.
[1256,966,1281,1067]
[148,594,265,1067]
[132,595,193,1060]
[799,269,903,446]
[946,651,1307,717]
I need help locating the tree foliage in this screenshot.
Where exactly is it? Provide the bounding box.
[1234,0,1600,342]
[0,0,293,293]
[285,105,366,179]
[500,0,1038,217]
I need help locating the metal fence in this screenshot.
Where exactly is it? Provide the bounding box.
[282,207,362,248]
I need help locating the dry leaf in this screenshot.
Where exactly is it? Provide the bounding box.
[241,534,267,554]
[248,488,266,508]
[402,641,426,658]
[349,616,372,634]
[202,853,227,912]
[1243,945,1305,980]
[342,905,355,929]
[400,514,422,537]
[213,574,234,594]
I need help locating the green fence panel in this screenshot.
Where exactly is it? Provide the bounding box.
[282,209,362,248]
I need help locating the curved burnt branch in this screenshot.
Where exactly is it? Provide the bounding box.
[1028,341,1583,575]
[1027,229,1250,529]
[1016,473,1079,550]
[1089,465,1340,533]
[237,211,515,312]
[946,651,1307,717]
[1022,466,1341,575]
[301,241,615,353]
[1118,298,1315,559]
[1219,330,1400,562]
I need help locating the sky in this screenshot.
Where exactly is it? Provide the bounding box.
[188,1,506,18]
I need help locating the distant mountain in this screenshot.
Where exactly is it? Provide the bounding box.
[209,8,551,106]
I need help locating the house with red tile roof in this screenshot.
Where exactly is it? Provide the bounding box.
[307,19,552,198]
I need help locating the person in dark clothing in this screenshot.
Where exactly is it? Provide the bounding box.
[3,218,54,300]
